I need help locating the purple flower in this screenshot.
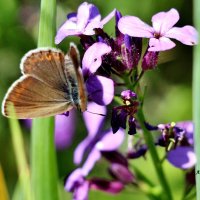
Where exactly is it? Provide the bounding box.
[90,179,124,193]
[111,90,139,134]
[65,169,124,200]
[141,51,159,70]
[157,121,196,169]
[118,8,198,51]
[115,11,142,70]
[82,42,111,76]
[167,146,196,169]
[109,163,135,184]
[82,42,114,105]
[23,111,76,150]
[65,102,125,199]
[55,2,116,44]
[65,168,89,200]
[54,112,76,150]
[74,102,124,166]
[127,144,148,159]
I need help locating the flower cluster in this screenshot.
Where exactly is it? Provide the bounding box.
[54,2,198,199]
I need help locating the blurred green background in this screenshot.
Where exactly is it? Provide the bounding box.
[0,0,195,199]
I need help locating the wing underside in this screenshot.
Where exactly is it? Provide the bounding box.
[2,76,73,118]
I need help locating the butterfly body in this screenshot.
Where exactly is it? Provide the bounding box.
[2,43,87,119]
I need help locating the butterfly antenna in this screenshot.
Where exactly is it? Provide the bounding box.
[86,110,106,116]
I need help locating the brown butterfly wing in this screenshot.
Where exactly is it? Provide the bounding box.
[21,48,68,91]
[2,75,73,118]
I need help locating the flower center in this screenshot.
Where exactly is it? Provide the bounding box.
[153,32,161,39]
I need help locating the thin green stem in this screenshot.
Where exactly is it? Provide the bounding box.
[9,117,31,200]
[38,0,56,47]
[137,109,173,200]
[118,70,173,199]
[193,0,200,199]
[31,0,58,199]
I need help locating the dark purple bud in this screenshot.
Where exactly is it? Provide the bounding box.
[115,10,123,40]
[144,122,158,131]
[120,36,142,69]
[111,109,121,133]
[121,90,137,99]
[95,28,112,45]
[142,50,159,71]
[109,163,135,184]
[156,136,166,147]
[128,116,137,135]
[115,10,122,26]
[80,35,95,49]
[90,178,124,194]
[111,108,128,133]
[101,151,128,167]
[121,90,137,102]
[127,144,148,159]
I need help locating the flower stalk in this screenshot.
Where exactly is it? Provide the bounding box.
[136,108,173,200]
[193,0,200,198]
[31,0,59,199]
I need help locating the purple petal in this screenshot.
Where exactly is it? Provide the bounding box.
[148,37,176,51]
[176,121,193,145]
[83,102,106,136]
[84,8,115,34]
[118,16,154,38]
[81,148,101,176]
[165,26,198,45]
[101,151,128,166]
[142,50,159,70]
[76,2,91,31]
[74,136,93,165]
[23,114,76,150]
[54,111,76,150]
[65,168,84,191]
[83,5,102,35]
[84,21,102,35]
[167,146,196,169]
[90,179,124,194]
[67,12,77,20]
[73,181,89,200]
[152,8,179,35]
[96,128,124,151]
[82,42,111,75]
[65,169,89,200]
[100,9,116,26]
[86,75,114,105]
[109,163,135,184]
[121,90,137,100]
[88,3,101,22]
[55,20,80,44]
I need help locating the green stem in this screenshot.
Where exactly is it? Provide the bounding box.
[38,0,56,47]
[31,0,59,199]
[120,70,173,199]
[137,109,173,200]
[193,0,200,199]
[9,117,31,200]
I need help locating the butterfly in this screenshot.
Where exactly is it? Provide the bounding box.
[1,43,87,119]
